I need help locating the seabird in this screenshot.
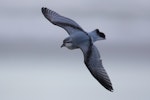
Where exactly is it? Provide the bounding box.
[41,7,113,92]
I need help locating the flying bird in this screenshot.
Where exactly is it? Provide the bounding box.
[41,7,113,92]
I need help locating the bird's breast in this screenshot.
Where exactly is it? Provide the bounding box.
[65,42,78,50]
[65,43,73,48]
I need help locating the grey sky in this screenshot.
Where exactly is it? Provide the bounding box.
[1,0,150,17]
[0,1,150,100]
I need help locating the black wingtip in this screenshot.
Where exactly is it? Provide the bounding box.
[96,29,106,39]
[41,7,46,10]
[101,83,114,92]
[107,86,114,92]
[41,7,47,14]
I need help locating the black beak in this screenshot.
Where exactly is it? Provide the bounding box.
[61,43,65,48]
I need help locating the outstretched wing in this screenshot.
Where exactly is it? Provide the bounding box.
[41,7,85,35]
[79,42,113,91]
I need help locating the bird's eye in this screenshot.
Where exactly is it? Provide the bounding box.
[66,41,72,43]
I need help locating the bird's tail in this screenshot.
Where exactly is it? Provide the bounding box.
[88,29,106,42]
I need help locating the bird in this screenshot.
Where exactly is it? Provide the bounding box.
[41,7,113,92]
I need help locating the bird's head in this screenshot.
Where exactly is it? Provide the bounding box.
[61,37,73,49]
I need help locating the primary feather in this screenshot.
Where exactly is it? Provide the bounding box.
[41,7,84,35]
[79,42,113,91]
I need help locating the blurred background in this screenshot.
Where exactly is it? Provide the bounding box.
[0,0,150,100]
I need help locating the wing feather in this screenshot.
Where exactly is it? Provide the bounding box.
[79,42,113,91]
[41,7,84,35]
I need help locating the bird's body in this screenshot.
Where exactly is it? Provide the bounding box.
[41,7,113,92]
[64,33,89,49]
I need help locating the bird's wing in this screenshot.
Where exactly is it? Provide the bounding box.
[41,7,85,35]
[79,42,113,91]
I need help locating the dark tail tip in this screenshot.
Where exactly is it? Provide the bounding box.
[96,29,106,39]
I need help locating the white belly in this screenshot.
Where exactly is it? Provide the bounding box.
[65,43,78,50]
